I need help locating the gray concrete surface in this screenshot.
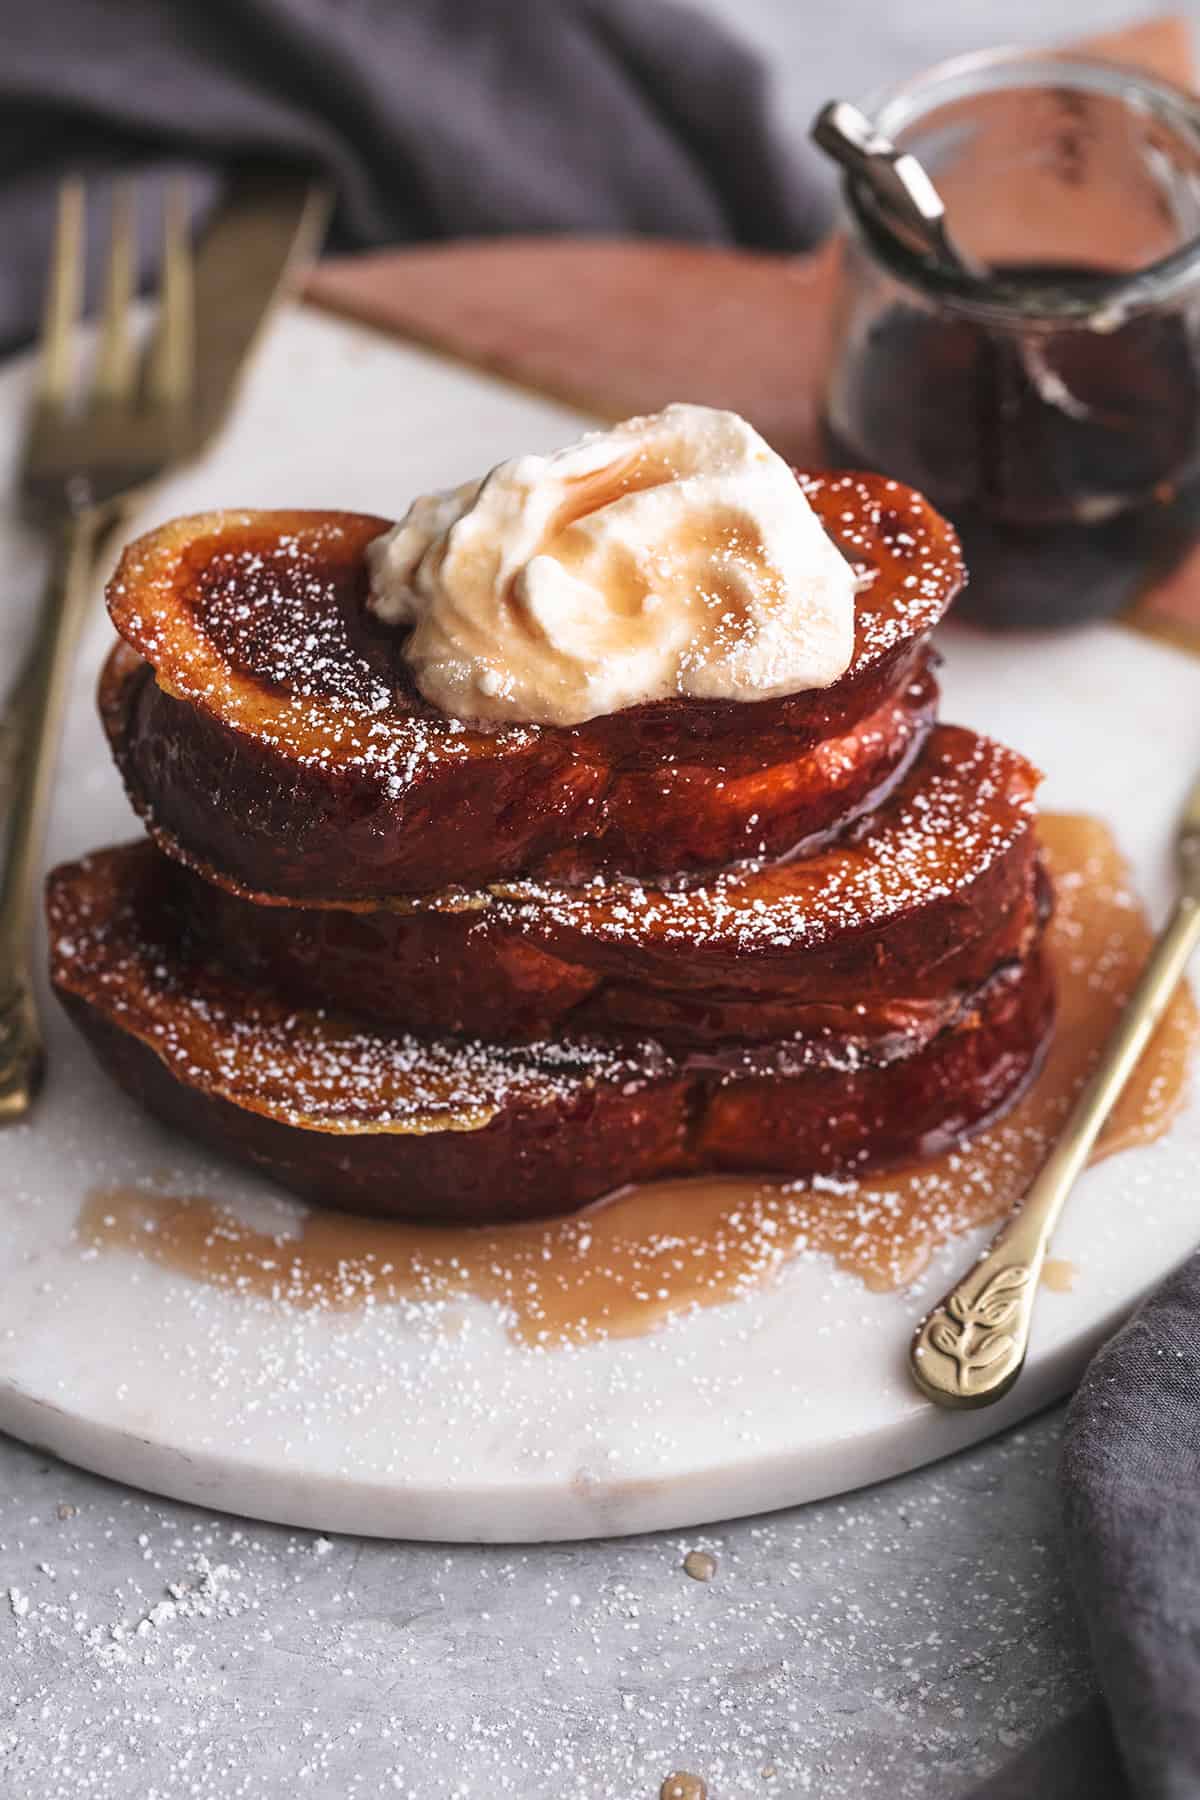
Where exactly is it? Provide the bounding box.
[1,1413,1092,1798]
[4,1,1193,1793]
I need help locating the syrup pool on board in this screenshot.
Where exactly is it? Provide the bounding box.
[80,814,1197,1347]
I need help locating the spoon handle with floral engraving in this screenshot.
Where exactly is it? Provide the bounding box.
[911,879,1200,1409]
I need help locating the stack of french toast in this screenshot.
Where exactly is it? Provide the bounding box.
[47,467,1052,1225]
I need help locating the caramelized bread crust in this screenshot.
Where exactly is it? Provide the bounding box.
[102,475,964,898]
[71,473,1053,1224]
[172,725,1042,1048]
[47,842,1053,1225]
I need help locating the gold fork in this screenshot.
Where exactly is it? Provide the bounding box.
[911,767,1200,1407]
[0,176,193,1123]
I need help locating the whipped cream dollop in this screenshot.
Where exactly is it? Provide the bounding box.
[366,403,859,728]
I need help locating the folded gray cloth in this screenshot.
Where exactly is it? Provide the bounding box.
[970,1252,1200,1800]
[0,0,827,351]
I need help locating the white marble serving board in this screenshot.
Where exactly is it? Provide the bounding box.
[1,306,1198,1541]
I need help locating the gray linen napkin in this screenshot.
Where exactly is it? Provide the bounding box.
[971,1251,1200,1800]
[0,0,828,351]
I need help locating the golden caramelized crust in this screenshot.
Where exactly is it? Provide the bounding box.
[102,474,964,898]
[43,459,1062,1228]
[166,725,1043,1047]
[48,841,637,1136]
[472,726,1038,965]
[47,839,1052,1226]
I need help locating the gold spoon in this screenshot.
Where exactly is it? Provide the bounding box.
[911,770,1200,1408]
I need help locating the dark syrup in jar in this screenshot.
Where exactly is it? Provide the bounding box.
[823,265,1200,627]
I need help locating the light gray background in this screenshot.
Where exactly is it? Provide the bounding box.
[2,3,1194,1795]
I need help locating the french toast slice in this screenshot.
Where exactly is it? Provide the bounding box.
[170,724,1041,1048]
[102,474,963,899]
[48,843,1052,1226]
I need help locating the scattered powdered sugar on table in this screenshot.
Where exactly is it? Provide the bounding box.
[0,1417,1092,1799]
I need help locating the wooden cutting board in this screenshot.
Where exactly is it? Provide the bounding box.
[305,12,1200,651]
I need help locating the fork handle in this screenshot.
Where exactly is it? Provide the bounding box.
[0,509,99,1121]
[0,508,131,814]
[911,891,1200,1408]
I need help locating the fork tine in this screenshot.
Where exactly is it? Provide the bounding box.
[144,176,194,410]
[91,179,137,408]
[36,178,85,413]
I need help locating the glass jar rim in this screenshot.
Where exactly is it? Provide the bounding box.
[842,47,1200,328]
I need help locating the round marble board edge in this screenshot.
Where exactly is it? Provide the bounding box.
[1,306,1197,1541]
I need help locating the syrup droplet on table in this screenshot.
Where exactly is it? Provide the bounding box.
[660,1775,707,1800]
[80,815,1198,1342]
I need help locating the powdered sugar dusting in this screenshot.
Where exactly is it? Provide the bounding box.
[57,816,1197,1352]
[49,860,664,1133]
[105,477,960,802]
[423,726,1037,956]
